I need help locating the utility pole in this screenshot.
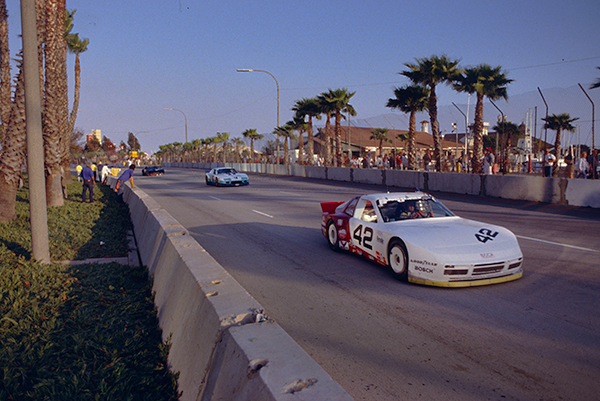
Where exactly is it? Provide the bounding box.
[21,0,50,263]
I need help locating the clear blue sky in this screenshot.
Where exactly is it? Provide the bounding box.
[5,0,600,153]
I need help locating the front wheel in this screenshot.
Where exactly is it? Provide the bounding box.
[388,240,408,281]
[327,220,339,251]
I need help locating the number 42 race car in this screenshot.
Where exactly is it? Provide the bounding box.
[321,192,523,287]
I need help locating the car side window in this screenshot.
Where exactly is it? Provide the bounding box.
[344,198,358,216]
[359,201,378,223]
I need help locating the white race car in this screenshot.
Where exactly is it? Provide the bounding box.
[205,168,249,187]
[321,192,523,287]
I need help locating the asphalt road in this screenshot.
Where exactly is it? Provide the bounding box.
[136,168,600,401]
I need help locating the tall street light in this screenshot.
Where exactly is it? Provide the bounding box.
[237,69,280,160]
[22,0,49,263]
[578,83,595,179]
[452,102,468,164]
[163,108,188,143]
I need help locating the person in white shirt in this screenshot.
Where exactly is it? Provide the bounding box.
[575,151,590,179]
[543,149,556,177]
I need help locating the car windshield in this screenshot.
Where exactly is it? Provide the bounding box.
[217,168,237,174]
[376,196,455,222]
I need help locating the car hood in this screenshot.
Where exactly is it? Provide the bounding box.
[384,216,521,259]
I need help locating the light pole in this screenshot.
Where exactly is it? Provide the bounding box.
[578,83,595,179]
[237,69,280,160]
[452,102,468,170]
[21,0,49,263]
[163,108,188,143]
[489,99,504,173]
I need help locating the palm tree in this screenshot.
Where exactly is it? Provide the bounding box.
[242,128,263,162]
[43,0,68,206]
[275,123,296,165]
[288,116,307,164]
[401,55,461,172]
[0,57,25,223]
[216,132,230,162]
[370,128,391,160]
[0,0,10,132]
[492,121,522,173]
[292,97,321,165]
[319,88,356,167]
[386,84,430,170]
[231,137,244,163]
[542,113,578,177]
[66,32,88,137]
[453,64,513,174]
[317,94,335,166]
[200,138,212,162]
[590,67,600,90]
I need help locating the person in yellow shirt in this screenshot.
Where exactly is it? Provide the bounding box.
[91,163,98,181]
[75,163,83,182]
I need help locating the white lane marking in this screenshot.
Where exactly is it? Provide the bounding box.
[209,196,221,200]
[253,210,274,218]
[517,235,599,253]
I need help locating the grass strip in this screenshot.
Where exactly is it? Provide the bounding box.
[0,178,179,400]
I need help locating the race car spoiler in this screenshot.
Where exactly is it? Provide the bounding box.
[320,201,344,214]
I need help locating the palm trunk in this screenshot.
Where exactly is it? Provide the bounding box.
[0,0,11,128]
[408,111,417,170]
[0,182,18,223]
[552,129,561,177]
[284,137,289,165]
[0,61,26,223]
[335,111,343,167]
[298,130,304,164]
[428,86,445,172]
[43,0,65,207]
[307,116,314,165]
[324,115,331,166]
[471,93,484,174]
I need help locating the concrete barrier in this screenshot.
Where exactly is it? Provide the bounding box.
[305,166,327,180]
[327,167,352,183]
[111,176,353,400]
[385,170,424,191]
[565,178,600,208]
[426,171,480,195]
[161,162,600,209]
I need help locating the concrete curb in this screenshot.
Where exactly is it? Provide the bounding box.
[108,176,353,401]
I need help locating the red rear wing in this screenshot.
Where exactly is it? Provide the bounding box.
[320,201,344,214]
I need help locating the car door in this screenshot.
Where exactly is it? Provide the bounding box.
[349,199,387,263]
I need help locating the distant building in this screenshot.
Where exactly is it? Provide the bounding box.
[313,126,459,158]
[86,129,102,146]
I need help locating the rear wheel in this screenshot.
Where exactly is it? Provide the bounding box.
[388,240,408,281]
[327,220,339,251]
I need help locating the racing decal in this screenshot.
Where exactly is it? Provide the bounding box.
[480,252,495,259]
[353,224,373,250]
[475,228,498,243]
[414,266,434,274]
[410,259,438,267]
[410,259,437,274]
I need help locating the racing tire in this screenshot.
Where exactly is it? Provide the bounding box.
[327,220,340,251]
[388,240,408,281]
[205,176,210,185]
